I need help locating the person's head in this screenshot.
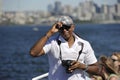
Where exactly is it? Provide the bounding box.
[56,16,75,40]
[111,52,120,73]
[99,55,118,80]
[99,55,118,74]
[109,76,119,80]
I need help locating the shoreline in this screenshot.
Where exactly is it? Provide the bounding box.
[0,20,120,27]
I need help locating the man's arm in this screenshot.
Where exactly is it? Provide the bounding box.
[30,31,52,57]
[84,62,99,74]
[29,23,59,57]
[69,61,99,75]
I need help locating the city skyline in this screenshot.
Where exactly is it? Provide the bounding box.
[2,0,117,11]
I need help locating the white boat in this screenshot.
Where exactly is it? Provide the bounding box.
[33,27,39,31]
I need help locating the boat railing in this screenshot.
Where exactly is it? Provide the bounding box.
[32,72,49,80]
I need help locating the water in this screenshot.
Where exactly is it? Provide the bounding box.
[0,24,120,80]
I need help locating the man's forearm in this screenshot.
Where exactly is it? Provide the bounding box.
[30,31,52,57]
[85,63,99,75]
[29,23,59,56]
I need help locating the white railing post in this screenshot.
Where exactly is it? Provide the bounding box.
[32,72,49,80]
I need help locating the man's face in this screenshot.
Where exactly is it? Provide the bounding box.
[59,25,74,40]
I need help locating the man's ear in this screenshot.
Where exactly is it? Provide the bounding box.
[71,25,75,31]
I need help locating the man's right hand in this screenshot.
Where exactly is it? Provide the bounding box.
[47,22,63,37]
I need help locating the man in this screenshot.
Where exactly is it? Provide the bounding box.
[30,16,99,80]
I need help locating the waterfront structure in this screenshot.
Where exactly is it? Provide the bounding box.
[0,1,120,25]
[53,1,63,15]
[117,3,120,15]
[76,0,97,21]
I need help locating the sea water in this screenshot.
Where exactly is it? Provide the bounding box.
[0,24,120,80]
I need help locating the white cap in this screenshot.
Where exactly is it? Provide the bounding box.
[57,16,74,26]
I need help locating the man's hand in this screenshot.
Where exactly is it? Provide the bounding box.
[48,22,63,36]
[68,61,86,72]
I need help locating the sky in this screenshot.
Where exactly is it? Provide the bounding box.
[2,0,118,11]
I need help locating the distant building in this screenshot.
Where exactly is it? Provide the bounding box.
[53,1,63,15]
[76,0,96,21]
[101,4,109,14]
[62,5,73,15]
[116,3,120,15]
[118,0,120,3]
[48,1,63,15]
[109,5,117,15]
[47,4,53,14]
[94,3,100,13]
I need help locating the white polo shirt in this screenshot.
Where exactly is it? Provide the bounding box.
[43,33,97,80]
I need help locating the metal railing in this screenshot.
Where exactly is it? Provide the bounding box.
[32,72,49,80]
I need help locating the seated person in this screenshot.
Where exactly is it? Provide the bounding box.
[90,52,120,80]
[98,55,119,80]
[111,52,120,74]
